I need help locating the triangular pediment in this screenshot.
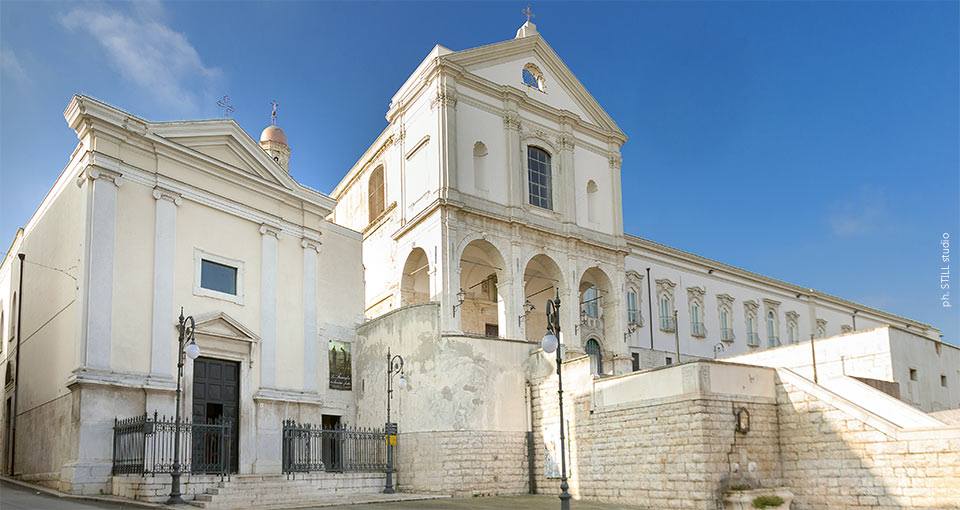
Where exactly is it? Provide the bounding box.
[150,120,299,190]
[445,35,624,136]
[192,311,259,344]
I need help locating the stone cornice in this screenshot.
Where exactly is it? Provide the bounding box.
[66,367,177,392]
[253,387,323,405]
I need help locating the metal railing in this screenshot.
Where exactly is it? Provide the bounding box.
[112,412,231,477]
[282,420,386,475]
[691,322,707,337]
[659,315,676,332]
[747,332,761,347]
[721,328,735,342]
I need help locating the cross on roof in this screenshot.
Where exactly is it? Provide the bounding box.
[522,5,534,23]
[271,100,279,125]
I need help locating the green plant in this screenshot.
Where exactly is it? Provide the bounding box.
[752,495,784,508]
[729,484,752,491]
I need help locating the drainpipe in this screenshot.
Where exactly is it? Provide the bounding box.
[645,268,653,350]
[10,253,25,476]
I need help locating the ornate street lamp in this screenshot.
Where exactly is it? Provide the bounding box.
[383,348,406,494]
[167,308,201,505]
[541,289,571,510]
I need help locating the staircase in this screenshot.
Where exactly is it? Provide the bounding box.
[187,472,386,509]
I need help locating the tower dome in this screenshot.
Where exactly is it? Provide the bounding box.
[259,125,288,146]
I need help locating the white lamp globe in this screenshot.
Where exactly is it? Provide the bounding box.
[541,333,559,354]
[185,341,201,360]
[397,374,408,390]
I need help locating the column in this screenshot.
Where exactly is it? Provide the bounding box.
[259,224,280,389]
[150,187,181,378]
[609,151,625,236]
[301,238,321,392]
[79,166,121,370]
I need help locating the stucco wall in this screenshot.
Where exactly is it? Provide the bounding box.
[354,303,535,495]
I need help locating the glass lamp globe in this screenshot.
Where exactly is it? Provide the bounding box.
[541,333,559,354]
[185,341,201,360]
[397,374,408,390]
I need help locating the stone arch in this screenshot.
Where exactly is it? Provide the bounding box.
[400,247,430,306]
[458,239,507,337]
[585,337,603,375]
[522,253,565,343]
[578,266,616,350]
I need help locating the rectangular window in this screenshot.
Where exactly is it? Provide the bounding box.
[527,146,553,210]
[484,323,499,338]
[909,368,918,381]
[631,352,640,372]
[200,259,238,295]
[329,341,352,390]
[941,375,947,387]
[627,291,639,324]
[665,357,673,365]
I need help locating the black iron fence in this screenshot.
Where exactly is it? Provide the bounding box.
[281,420,387,475]
[112,412,231,477]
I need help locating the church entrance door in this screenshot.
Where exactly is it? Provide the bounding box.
[192,357,240,473]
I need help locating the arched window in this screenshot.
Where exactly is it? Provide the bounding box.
[582,286,599,318]
[586,180,598,222]
[367,165,385,223]
[626,290,639,325]
[766,311,778,347]
[527,146,552,210]
[473,141,488,193]
[522,63,545,91]
[788,322,798,343]
[585,338,602,375]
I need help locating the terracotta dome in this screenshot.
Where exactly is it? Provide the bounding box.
[259,125,288,145]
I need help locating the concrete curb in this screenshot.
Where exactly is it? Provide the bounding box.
[0,476,167,509]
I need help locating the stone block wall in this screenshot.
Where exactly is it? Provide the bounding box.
[777,378,960,509]
[529,359,782,509]
[396,430,528,496]
[112,474,223,503]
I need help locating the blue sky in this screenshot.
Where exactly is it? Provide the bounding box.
[1,1,957,342]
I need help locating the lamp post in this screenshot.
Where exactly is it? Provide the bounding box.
[540,289,571,510]
[383,348,406,494]
[167,308,201,505]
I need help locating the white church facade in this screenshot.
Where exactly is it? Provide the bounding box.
[0,19,957,508]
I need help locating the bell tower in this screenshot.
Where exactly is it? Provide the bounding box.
[259,101,291,171]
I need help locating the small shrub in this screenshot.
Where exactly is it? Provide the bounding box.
[752,495,784,508]
[729,483,752,491]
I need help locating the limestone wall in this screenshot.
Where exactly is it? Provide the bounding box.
[530,358,782,509]
[529,358,960,509]
[776,370,960,509]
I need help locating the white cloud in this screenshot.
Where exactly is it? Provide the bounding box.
[1,47,29,86]
[59,2,221,115]
[828,186,888,237]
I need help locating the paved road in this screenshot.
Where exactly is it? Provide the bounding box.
[0,481,143,510]
[309,495,639,510]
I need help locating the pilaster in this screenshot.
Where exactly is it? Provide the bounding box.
[435,77,458,197]
[301,238,321,392]
[503,102,523,210]
[259,224,280,389]
[149,187,181,379]
[557,126,576,223]
[78,165,122,370]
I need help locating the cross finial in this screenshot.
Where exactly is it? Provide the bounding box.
[270,100,279,126]
[522,4,534,23]
[216,95,235,118]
